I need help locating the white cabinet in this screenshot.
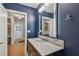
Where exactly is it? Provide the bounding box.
[0,4,7,56]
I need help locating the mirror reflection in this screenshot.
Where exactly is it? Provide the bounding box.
[39,3,56,38]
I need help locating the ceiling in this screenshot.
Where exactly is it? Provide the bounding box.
[45,4,54,13]
[20,3,40,9]
[19,3,54,13]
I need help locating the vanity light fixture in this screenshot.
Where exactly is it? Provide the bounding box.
[18,15,24,19]
[38,3,50,13]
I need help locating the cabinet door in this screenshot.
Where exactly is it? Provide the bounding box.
[0,4,7,56]
[28,42,40,56]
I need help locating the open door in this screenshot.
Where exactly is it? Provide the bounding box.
[0,4,7,56]
[7,9,27,56]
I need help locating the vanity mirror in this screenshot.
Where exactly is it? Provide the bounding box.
[39,3,57,38]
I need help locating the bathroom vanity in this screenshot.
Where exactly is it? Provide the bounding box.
[28,4,64,56]
[28,35,64,56]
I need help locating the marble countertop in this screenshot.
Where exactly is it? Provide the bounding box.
[28,38,64,56]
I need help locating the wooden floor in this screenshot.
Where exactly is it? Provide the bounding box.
[8,41,25,56]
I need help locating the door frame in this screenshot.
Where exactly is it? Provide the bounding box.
[0,4,7,56]
[7,9,27,55]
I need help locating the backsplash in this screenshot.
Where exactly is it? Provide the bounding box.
[38,35,64,48]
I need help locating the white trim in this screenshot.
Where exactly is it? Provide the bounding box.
[7,9,26,15]
[39,15,41,32]
[0,4,7,12]
[0,4,7,56]
[54,3,57,38]
[42,16,54,20]
[7,9,27,56]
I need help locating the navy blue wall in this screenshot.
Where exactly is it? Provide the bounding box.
[58,3,79,55]
[3,3,39,38]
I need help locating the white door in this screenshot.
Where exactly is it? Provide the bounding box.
[0,4,7,56]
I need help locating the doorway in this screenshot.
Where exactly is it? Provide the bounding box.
[7,9,27,56]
